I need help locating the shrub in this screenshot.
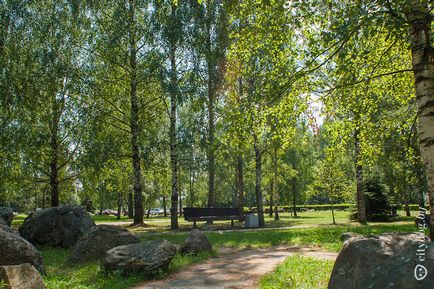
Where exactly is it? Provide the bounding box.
[246,204,355,214]
[350,175,398,222]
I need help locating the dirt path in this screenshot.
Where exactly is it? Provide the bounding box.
[133,246,338,289]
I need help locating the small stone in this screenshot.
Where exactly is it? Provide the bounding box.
[0,263,45,289]
[179,229,212,255]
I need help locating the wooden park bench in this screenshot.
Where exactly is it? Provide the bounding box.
[183,207,245,228]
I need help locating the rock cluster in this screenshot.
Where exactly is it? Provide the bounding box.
[69,225,140,263]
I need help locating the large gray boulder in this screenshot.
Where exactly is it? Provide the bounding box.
[0,229,45,274]
[179,229,212,255]
[0,264,45,289]
[19,205,95,248]
[329,232,434,289]
[102,240,177,276]
[69,225,140,263]
[0,207,14,226]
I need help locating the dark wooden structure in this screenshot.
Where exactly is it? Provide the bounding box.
[183,207,245,228]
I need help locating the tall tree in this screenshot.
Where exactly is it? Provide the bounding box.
[0,0,88,207]
[88,0,159,224]
[286,0,433,237]
[193,0,228,209]
[159,0,182,229]
[226,0,301,227]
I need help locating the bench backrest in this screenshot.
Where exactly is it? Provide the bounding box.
[183,207,242,218]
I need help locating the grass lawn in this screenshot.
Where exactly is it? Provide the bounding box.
[90,209,419,233]
[137,222,418,252]
[105,210,354,232]
[259,255,334,289]
[13,210,421,288]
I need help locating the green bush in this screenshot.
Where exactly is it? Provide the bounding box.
[350,175,398,222]
[246,204,355,214]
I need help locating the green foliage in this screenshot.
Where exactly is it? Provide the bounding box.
[260,255,333,289]
[0,279,7,289]
[308,156,354,205]
[348,173,399,222]
[281,204,355,212]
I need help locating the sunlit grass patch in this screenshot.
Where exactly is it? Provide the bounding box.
[259,255,334,289]
[91,215,132,223]
[139,222,418,252]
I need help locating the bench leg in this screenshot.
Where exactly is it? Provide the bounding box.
[231,220,234,227]
[194,221,196,228]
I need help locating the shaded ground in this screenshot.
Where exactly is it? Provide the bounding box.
[133,246,338,289]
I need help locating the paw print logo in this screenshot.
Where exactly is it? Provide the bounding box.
[414,264,428,281]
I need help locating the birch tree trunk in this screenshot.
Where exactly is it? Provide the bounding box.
[169,3,179,229]
[163,196,167,217]
[50,92,60,207]
[254,136,265,227]
[128,192,133,219]
[292,181,298,218]
[206,11,216,210]
[273,146,279,220]
[189,162,195,207]
[405,0,434,239]
[236,78,244,215]
[354,128,367,223]
[128,0,144,225]
[236,153,244,215]
[117,192,122,220]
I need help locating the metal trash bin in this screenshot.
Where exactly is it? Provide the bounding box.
[245,214,259,228]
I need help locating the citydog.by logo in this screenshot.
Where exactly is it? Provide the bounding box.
[415,264,428,281]
[414,207,429,281]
